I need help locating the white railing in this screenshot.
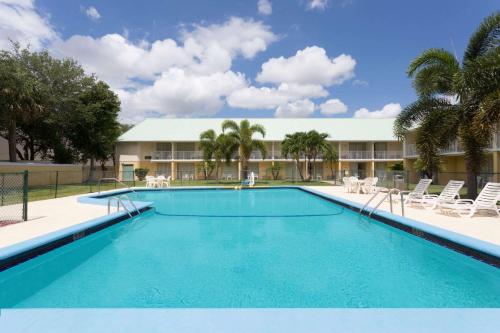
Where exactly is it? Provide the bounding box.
[174,151,203,160]
[405,144,418,157]
[374,151,403,159]
[151,151,172,160]
[440,141,463,154]
[340,151,372,159]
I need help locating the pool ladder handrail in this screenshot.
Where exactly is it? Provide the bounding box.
[107,194,140,217]
[359,188,407,217]
[98,177,136,194]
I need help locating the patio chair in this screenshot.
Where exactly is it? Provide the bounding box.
[439,182,500,217]
[361,177,378,194]
[145,175,156,188]
[156,175,167,188]
[422,180,464,209]
[349,176,359,193]
[342,177,351,192]
[404,179,433,206]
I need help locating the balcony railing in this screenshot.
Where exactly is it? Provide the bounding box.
[151,151,203,160]
[440,141,464,154]
[374,151,403,159]
[151,151,172,160]
[405,144,418,157]
[340,151,372,159]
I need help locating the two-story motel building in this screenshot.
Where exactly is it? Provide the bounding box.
[116,118,404,181]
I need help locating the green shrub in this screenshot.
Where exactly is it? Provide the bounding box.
[134,168,149,181]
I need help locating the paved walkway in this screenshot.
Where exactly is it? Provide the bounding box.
[0,195,109,248]
[307,186,500,246]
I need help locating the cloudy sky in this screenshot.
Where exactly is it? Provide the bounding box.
[0,0,496,122]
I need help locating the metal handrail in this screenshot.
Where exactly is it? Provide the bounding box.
[98,178,136,194]
[117,194,139,214]
[359,188,407,217]
[108,196,133,217]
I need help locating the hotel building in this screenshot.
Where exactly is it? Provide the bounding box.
[116,118,404,181]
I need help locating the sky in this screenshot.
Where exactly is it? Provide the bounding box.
[0,0,497,123]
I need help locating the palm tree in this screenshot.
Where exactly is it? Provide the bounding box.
[323,144,339,180]
[281,132,307,180]
[304,130,329,180]
[199,129,217,180]
[200,129,238,181]
[221,119,266,179]
[394,12,500,198]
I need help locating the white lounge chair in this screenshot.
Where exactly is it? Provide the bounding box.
[423,180,464,209]
[404,179,433,206]
[439,182,500,217]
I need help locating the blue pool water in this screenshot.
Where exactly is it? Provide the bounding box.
[0,188,499,307]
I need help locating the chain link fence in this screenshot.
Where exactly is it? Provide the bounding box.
[0,171,28,225]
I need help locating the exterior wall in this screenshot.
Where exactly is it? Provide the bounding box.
[115,139,405,181]
[0,162,83,186]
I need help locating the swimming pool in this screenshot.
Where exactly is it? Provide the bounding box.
[0,188,499,307]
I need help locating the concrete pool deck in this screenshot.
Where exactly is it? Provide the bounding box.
[306,186,500,246]
[0,185,499,250]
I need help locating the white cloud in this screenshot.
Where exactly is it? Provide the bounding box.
[256,46,356,86]
[352,79,368,86]
[0,0,57,50]
[117,69,246,122]
[228,83,327,109]
[85,6,100,20]
[50,17,277,120]
[319,98,348,115]
[308,0,328,10]
[275,99,315,118]
[353,103,402,119]
[257,0,272,15]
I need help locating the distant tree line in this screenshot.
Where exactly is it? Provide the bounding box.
[0,43,123,175]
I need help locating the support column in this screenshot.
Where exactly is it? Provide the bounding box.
[371,142,375,177]
[171,142,176,180]
[238,161,242,180]
[337,142,342,178]
[493,152,499,182]
[371,161,375,177]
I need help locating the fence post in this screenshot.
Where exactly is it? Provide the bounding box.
[23,170,28,221]
[1,174,4,206]
[54,171,59,198]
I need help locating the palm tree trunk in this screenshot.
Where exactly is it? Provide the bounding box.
[8,115,17,162]
[89,157,96,182]
[295,158,304,180]
[466,162,478,199]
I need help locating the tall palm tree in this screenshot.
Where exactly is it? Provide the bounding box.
[222,119,266,179]
[395,12,500,198]
[281,132,307,180]
[323,144,339,180]
[200,129,238,181]
[304,130,329,180]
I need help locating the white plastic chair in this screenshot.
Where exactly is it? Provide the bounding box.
[145,175,156,188]
[404,179,433,206]
[156,175,166,188]
[439,182,500,217]
[423,180,464,209]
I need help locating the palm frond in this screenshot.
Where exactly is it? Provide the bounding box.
[464,11,500,63]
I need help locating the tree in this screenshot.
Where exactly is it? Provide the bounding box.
[68,80,121,181]
[394,12,500,198]
[213,133,238,181]
[323,144,339,180]
[281,132,307,180]
[0,46,40,162]
[304,130,329,180]
[199,129,217,180]
[221,119,266,179]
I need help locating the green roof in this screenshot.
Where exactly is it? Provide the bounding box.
[119,118,398,142]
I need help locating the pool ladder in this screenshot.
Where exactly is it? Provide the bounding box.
[107,194,140,217]
[359,188,408,217]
